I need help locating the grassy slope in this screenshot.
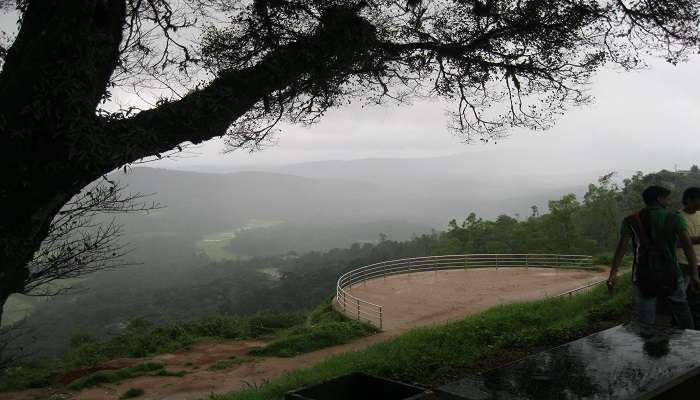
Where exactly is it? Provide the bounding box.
[215,276,634,400]
[250,301,377,357]
[0,301,373,392]
[66,362,187,391]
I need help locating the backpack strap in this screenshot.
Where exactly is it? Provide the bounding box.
[660,213,678,244]
[626,212,650,247]
[626,211,677,249]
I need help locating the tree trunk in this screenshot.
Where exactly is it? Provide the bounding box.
[0,0,126,326]
[0,286,10,327]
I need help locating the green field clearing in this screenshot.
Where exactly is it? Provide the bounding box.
[195,220,284,261]
[196,231,243,261]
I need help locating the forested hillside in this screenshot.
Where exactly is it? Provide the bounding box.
[4,168,700,360]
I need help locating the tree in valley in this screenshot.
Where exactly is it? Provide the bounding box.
[0,0,699,322]
[579,173,621,250]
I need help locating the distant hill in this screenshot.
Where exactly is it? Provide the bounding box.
[111,168,408,235]
[271,152,612,189]
[110,162,597,235]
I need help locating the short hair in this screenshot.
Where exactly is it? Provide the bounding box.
[642,185,671,206]
[682,187,700,206]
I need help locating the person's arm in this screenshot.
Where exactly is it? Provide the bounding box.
[676,235,700,247]
[608,233,630,293]
[679,230,700,290]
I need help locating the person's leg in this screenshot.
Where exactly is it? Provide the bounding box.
[668,283,694,329]
[689,293,700,329]
[670,267,691,327]
[680,266,699,329]
[637,287,657,326]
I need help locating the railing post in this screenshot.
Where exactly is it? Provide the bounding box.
[525,254,529,267]
[379,306,383,330]
[357,299,361,321]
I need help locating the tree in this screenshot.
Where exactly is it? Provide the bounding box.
[546,193,584,253]
[580,173,621,251]
[1,0,698,324]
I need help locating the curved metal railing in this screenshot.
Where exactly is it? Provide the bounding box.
[334,254,596,329]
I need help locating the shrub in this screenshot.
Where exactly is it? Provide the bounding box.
[120,387,145,399]
[250,301,378,357]
[69,334,98,349]
[207,357,254,371]
[67,362,165,390]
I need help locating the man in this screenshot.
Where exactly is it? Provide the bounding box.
[677,187,700,326]
[607,185,700,329]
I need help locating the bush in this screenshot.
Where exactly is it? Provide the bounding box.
[120,387,145,399]
[307,299,345,324]
[68,362,165,390]
[250,300,378,357]
[125,318,154,333]
[249,321,376,357]
[207,357,254,371]
[69,334,97,349]
[592,253,612,266]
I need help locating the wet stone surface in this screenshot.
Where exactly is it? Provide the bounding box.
[436,324,700,400]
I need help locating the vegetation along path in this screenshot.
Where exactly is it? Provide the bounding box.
[2,267,606,400]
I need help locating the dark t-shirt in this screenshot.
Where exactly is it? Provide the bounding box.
[620,206,688,285]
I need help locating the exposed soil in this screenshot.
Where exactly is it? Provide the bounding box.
[1,267,607,400]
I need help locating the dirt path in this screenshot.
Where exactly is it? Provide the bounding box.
[2,267,606,400]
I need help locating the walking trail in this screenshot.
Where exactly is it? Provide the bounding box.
[2,267,606,400]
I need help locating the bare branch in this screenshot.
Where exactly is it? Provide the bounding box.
[23,181,162,296]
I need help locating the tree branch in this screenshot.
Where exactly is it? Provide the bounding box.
[104,8,377,168]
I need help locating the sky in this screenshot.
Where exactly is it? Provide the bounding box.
[147,56,700,175]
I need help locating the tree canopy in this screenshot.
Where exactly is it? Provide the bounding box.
[0,0,698,323]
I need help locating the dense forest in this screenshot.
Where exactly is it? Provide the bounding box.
[4,168,700,359]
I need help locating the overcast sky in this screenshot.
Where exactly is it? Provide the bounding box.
[148,56,700,175]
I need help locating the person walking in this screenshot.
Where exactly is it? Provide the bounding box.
[677,187,700,327]
[607,185,700,329]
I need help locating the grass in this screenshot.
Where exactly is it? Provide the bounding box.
[2,277,634,397]
[67,362,166,390]
[120,387,145,399]
[249,301,377,357]
[207,357,255,371]
[213,275,635,400]
[0,301,372,392]
[0,310,305,391]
